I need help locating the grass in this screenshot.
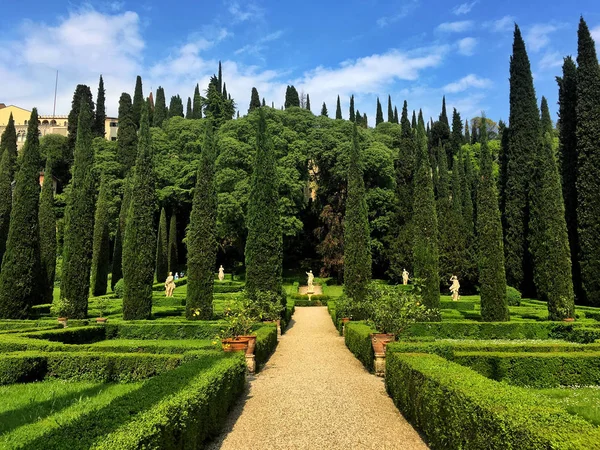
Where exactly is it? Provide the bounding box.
[536,387,600,426]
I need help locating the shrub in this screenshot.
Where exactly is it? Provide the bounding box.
[23,326,106,344]
[113,279,124,298]
[0,353,46,384]
[566,327,600,344]
[253,324,277,368]
[105,322,223,340]
[506,286,522,306]
[334,293,372,321]
[344,322,375,372]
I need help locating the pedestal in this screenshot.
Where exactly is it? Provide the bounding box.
[245,354,256,374]
[374,353,386,377]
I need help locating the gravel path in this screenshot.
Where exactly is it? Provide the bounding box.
[207,306,428,450]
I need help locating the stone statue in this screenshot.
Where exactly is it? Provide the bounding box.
[402,269,409,286]
[165,272,175,297]
[306,270,314,290]
[449,275,460,301]
[218,265,225,282]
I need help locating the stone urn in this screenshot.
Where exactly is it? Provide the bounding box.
[221,337,250,353]
[371,333,395,377]
[57,317,68,328]
[96,317,108,324]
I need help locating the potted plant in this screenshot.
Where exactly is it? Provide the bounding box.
[96,296,109,324]
[218,301,255,353]
[51,297,69,328]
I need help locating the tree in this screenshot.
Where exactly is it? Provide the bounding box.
[94,75,106,138]
[436,141,453,281]
[464,119,471,144]
[222,83,228,100]
[387,95,393,123]
[504,24,540,295]
[306,94,311,112]
[0,109,42,318]
[349,95,355,122]
[111,177,131,290]
[477,117,509,321]
[0,113,17,264]
[413,111,440,314]
[529,97,575,319]
[203,75,235,126]
[344,123,372,301]
[123,103,156,320]
[186,123,218,319]
[557,56,581,300]
[147,92,154,128]
[60,100,96,318]
[39,157,56,304]
[245,109,283,298]
[67,85,94,159]
[117,93,138,174]
[168,95,184,118]
[285,85,300,108]
[249,87,261,113]
[336,95,342,119]
[321,102,328,117]
[153,87,168,127]
[393,106,399,124]
[90,176,111,296]
[155,207,168,283]
[132,75,144,128]
[186,97,193,119]
[193,84,203,119]
[168,213,178,273]
[218,61,223,94]
[450,108,463,164]
[375,98,384,126]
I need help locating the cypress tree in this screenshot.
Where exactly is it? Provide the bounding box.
[440,97,449,128]
[387,95,393,122]
[464,119,471,144]
[0,113,17,264]
[413,111,440,314]
[249,87,261,113]
[155,207,168,283]
[39,158,56,305]
[67,85,94,158]
[153,87,168,127]
[355,110,361,127]
[393,106,399,124]
[111,177,131,290]
[349,95,355,122]
[449,154,469,280]
[336,95,342,119]
[411,111,417,129]
[123,103,155,320]
[262,98,266,107]
[60,100,96,318]
[168,95,184,118]
[557,56,581,300]
[504,24,540,294]
[285,85,300,108]
[344,123,372,301]
[132,75,144,128]
[450,108,463,164]
[306,94,311,112]
[0,109,42,318]
[222,83,228,100]
[477,117,509,321]
[187,123,218,319]
[321,102,328,117]
[90,176,111,296]
[117,93,137,174]
[94,75,106,138]
[147,93,154,128]
[499,121,509,216]
[193,84,203,119]
[375,98,384,126]
[436,141,454,282]
[471,123,479,144]
[245,109,283,298]
[186,97,193,119]
[528,98,574,318]
[461,149,475,241]
[363,113,368,128]
[168,213,178,273]
[217,61,223,94]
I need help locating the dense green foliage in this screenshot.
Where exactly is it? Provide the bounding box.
[168,95,184,118]
[320,102,328,117]
[111,177,131,290]
[153,86,168,127]
[38,159,56,304]
[67,85,94,158]
[168,213,178,272]
[344,321,376,372]
[132,75,144,128]
[117,93,138,174]
[186,96,192,119]
[90,177,111,297]
[193,84,203,119]
[0,113,16,265]
[155,207,168,283]
[93,75,106,138]
[335,95,342,119]
[375,98,383,126]
[249,87,261,113]
[285,85,300,108]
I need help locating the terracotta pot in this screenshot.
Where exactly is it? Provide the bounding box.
[96,317,107,324]
[57,317,68,328]
[371,333,396,355]
[221,337,250,353]
[342,317,351,324]
[563,317,575,322]
[238,335,257,355]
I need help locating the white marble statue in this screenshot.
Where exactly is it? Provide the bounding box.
[402,269,409,286]
[449,275,460,302]
[165,272,175,297]
[218,265,225,282]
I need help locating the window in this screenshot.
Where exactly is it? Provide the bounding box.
[109,121,118,127]
[63,121,67,126]
[24,120,28,125]
[50,120,57,126]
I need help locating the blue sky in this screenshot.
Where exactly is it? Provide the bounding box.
[1,0,599,126]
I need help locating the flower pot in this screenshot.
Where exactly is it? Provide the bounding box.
[342,317,351,324]
[563,317,575,323]
[221,337,250,353]
[371,333,396,355]
[238,335,257,355]
[96,317,107,324]
[57,317,68,328]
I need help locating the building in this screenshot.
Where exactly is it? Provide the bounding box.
[0,104,118,150]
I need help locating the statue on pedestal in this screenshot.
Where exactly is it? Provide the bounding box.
[449,275,460,301]
[306,270,314,293]
[165,272,175,297]
[402,269,409,286]
[218,265,225,282]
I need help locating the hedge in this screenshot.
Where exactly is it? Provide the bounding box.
[344,321,376,372]
[105,322,223,340]
[454,351,600,387]
[439,301,475,310]
[10,354,245,450]
[213,284,244,294]
[385,352,600,449]
[254,324,278,368]
[151,277,188,291]
[22,326,106,344]
[0,353,46,384]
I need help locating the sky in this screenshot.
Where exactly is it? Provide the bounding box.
[1,0,599,127]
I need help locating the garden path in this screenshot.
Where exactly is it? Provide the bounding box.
[207,306,428,450]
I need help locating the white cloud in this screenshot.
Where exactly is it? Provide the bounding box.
[376,0,420,27]
[457,37,477,56]
[226,0,264,23]
[525,23,565,53]
[235,30,284,56]
[591,25,600,43]
[486,15,515,33]
[443,74,492,93]
[436,21,473,33]
[538,51,563,70]
[452,1,478,15]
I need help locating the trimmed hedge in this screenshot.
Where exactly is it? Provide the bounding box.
[292,298,329,306]
[385,352,600,449]
[439,301,475,310]
[454,351,600,387]
[0,353,46,384]
[254,324,278,368]
[344,322,375,372]
[151,277,188,291]
[22,326,106,344]
[213,284,244,294]
[105,322,223,340]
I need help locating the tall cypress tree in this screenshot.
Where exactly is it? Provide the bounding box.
[413,112,440,314]
[0,113,17,264]
[285,86,300,108]
[411,111,417,129]
[117,93,138,174]
[387,95,394,123]
[153,87,168,127]
[168,95,184,118]
[393,106,399,124]
[504,24,540,295]
[186,97,193,119]
[111,176,131,290]
[450,108,463,164]
[375,98,384,126]
[464,119,471,144]
[335,95,342,120]
[90,176,111,296]
[94,75,106,138]
[147,93,154,128]
[436,141,454,282]
[557,56,581,301]
[67,85,94,159]
[343,123,372,302]
[193,84,203,119]
[222,83,228,100]
[60,100,96,318]
[245,109,282,298]
[217,61,223,94]
[477,117,509,321]
[321,102,328,117]
[155,207,168,283]
[0,110,42,318]
[355,110,361,127]
[168,213,178,273]
[306,94,311,112]
[349,95,355,122]
[39,158,56,305]
[362,113,368,128]
[249,87,261,113]
[123,104,155,320]
[187,123,218,319]
[529,98,574,319]
[132,75,144,128]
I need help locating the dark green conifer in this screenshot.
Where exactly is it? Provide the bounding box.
[153,87,168,126]
[90,176,111,296]
[155,207,168,283]
[117,93,137,174]
[147,94,154,128]
[349,95,355,122]
[336,95,342,119]
[217,61,223,94]
[464,119,471,144]
[67,85,94,158]
[39,157,56,304]
[193,84,203,119]
[375,98,384,126]
[387,95,393,123]
[168,213,178,273]
[262,98,266,107]
[94,75,106,138]
[168,95,184,118]
[411,111,417,129]
[132,75,144,128]
[362,113,368,128]
[186,123,218,319]
[321,102,328,117]
[186,97,193,119]
[450,108,463,164]
[111,177,131,290]
[306,94,311,111]
[123,104,155,320]
[249,87,261,113]
[0,113,17,264]
[393,106,399,124]
[436,141,454,282]
[355,110,361,126]
[222,82,228,100]
[285,85,300,108]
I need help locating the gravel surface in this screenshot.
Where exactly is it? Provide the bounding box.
[207,306,428,450]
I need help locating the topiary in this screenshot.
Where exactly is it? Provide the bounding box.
[113,279,124,299]
[506,286,522,306]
